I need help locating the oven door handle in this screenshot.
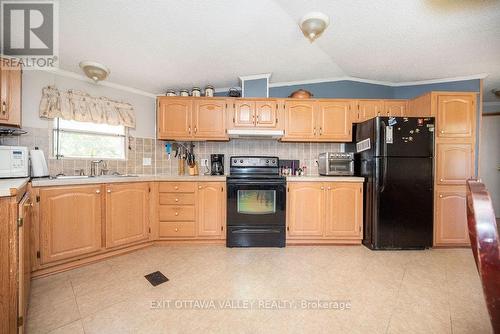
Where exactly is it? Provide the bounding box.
[227,180,286,186]
[232,228,283,234]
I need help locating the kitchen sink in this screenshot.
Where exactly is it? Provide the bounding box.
[54,174,139,179]
[55,175,89,179]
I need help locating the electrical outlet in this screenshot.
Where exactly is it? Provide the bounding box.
[143,157,152,166]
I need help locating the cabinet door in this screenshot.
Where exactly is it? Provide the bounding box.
[0,59,22,126]
[157,98,192,140]
[193,99,227,139]
[324,183,363,238]
[384,100,408,117]
[18,193,32,334]
[287,182,324,237]
[283,101,316,140]
[357,100,384,123]
[317,100,353,141]
[105,182,149,248]
[436,95,475,138]
[197,182,225,238]
[40,186,102,264]
[233,100,255,127]
[434,186,469,246]
[436,143,473,185]
[255,100,278,128]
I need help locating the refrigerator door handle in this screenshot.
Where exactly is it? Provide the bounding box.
[380,121,388,193]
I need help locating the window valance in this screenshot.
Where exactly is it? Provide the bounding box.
[39,85,136,128]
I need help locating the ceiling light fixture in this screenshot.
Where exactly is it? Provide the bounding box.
[492,89,500,98]
[299,12,330,42]
[79,61,110,83]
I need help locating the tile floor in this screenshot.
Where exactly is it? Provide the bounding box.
[27,245,492,334]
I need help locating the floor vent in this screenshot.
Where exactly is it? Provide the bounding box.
[144,271,169,286]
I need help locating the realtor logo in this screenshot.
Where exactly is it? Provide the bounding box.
[1,1,58,68]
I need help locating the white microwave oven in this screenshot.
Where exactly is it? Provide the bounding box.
[0,146,29,178]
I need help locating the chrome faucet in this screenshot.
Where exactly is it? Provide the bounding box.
[90,160,103,177]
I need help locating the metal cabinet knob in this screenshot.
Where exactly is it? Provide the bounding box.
[439,194,443,198]
[174,186,179,190]
[175,198,179,202]
[175,212,179,216]
[96,190,101,194]
[107,189,111,193]
[440,130,444,134]
[439,178,444,182]
[198,185,202,189]
[175,228,179,232]
[327,186,331,190]
[320,186,324,190]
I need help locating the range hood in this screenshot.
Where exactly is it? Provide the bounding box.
[227,129,284,139]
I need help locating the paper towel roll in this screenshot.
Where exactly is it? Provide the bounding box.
[30,149,49,177]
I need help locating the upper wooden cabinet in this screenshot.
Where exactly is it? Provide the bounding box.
[39,185,102,264]
[230,99,279,129]
[436,143,473,185]
[0,59,22,127]
[105,182,150,248]
[283,100,317,141]
[434,186,469,246]
[157,97,228,141]
[384,100,408,117]
[324,183,362,238]
[197,182,225,238]
[283,100,353,142]
[287,181,363,242]
[436,94,475,139]
[357,100,384,123]
[316,100,353,141]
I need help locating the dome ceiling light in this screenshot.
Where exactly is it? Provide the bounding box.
[299,12,330,42]
[79,61,110,83]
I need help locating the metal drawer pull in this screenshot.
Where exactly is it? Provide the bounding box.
[175,198,179,202]
[175,212,179,216]
[174,186,179,190]
[175,228,179,232]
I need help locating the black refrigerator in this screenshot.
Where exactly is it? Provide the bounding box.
[355,116,435,250]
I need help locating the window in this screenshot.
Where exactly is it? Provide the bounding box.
[53,118,126,159]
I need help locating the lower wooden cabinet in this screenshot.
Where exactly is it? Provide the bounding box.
[39,185,103,264]
[18,193,32,334]
[105,183,150,248]
[158,181,226,240]
[287,182,363,243]
[434,186,469,246]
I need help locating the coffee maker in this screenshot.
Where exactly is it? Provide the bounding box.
[210,154,224,175]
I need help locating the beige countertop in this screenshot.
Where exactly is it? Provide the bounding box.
[31,174,227,187]
[286,176,364,182]
[0,178,30,197]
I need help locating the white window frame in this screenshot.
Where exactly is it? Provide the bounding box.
[51,118,127,160]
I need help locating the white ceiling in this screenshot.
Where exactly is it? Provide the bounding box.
[58,0,500,101]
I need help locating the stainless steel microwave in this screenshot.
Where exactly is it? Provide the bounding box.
[318,152,355,176]
[0,145,29,178]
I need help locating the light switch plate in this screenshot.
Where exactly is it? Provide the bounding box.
[143,157,152,166]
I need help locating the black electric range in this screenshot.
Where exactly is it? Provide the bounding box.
[226,156,286,247]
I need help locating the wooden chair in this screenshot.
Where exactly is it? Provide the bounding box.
[466,180,500,333]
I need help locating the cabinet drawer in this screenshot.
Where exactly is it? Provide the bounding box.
[159,193,195,205]
[158,182,196,193]
[159,205,195,221]
[159,222,196,237]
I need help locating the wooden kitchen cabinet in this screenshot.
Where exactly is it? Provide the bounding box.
[283,100,317,141]
[436,94,475,139]
[316,100,353,141]
[39,185,102,264]
[105,182,150,248]
[384,100,408,117]
[157,98,192,140]
[157,97,228,141]
[356,100,384,123]
[324,183,362,238]
[255,100,278,127]
[193,99,227,139]
[18,193,32,334]
[233,100,255,127]
[197,182,225,238]
[434,186,469,246]
[436,143,473,185]
[287,182,324,237]
[230,99,279,129]
[0,58,22,127]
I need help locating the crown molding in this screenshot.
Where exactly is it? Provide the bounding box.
[239,73,272,81]
[40,68,157,98]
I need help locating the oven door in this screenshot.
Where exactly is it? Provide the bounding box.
[226,179,286,226]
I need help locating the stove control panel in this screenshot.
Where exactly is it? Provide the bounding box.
[230,156,279,168]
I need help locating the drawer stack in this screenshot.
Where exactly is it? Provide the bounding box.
[158,182,197,237]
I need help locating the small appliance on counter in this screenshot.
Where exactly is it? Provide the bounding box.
[210,154,224,175]
[318,152,355,176]
[0,145,29,178]
[30,147,49,177]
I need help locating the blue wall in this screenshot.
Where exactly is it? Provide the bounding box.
[244,78,268,98]
[393,79,480,99]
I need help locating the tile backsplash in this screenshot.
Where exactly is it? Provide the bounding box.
[1,127,343,176]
